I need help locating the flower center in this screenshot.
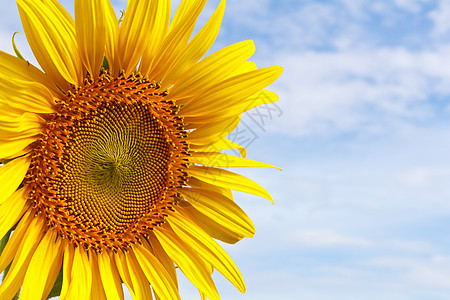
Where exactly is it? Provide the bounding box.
[62,101,169,230]
[25,71,189,251]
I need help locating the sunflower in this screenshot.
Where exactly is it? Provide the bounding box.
[0,0,282,299]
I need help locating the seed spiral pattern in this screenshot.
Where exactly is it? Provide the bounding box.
[25,71,189,252]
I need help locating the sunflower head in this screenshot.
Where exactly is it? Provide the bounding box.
[0,0,282,299]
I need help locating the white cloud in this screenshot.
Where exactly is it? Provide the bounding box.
[429,0,450,37]
[397,166,450,188]
[289,229,373,247]
[288,229,438,254]
[369,255,450,288]
[216,1,450,139]
[266,45,450,137]
[395,0,430,12]
[227,120,450,266]
[223,0,367,52]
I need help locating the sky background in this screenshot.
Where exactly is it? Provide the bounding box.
[2,0,450,299]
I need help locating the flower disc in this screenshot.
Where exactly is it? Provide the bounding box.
[25,72,189,251]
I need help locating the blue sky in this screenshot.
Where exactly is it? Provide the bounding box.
[3,0,450,299]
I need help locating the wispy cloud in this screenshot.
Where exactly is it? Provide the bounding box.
[429,0,450,37]
[272,46,450,137]
[219,0,450,138]
[289,229,373,247]
[369,255,450,288]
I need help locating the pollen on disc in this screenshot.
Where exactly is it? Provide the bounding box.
[25,71,189,251]
[63,101,169,230]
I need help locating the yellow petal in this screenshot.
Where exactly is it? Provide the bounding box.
[0,130,39,142]
[188,116,240,146]
[168,40,255,103]
[202,89,279,120]
[146,0,207,81]
[154,225,220,300]
[104,0,119,75]
[114,251,134,297]
[168,0,195,29]
[0,75,55,113]
[179,188,255,239]
[227,60,257,78]
[98,251,124,300]
[182,181,245,243]
[118,0,158,75]
[0,155,30,206]
[17,0,83,88]
[169,208,246,293]
[180,204,243,244]
[235,89,279,113]
[161,0,226,89]
[133,244,181,300]
[21,229,64,300]
[0,188,28,245]
[0,50,61,97]
[0,110,42,125]
[200,290,207,300]
[139,0,171,76]
[146,233,178,286]
[181,67,283,118]
[59,242,75,299]
[190,137,247,158]
[75,0,108,78]
[0,137,35,160]
[188,177,234,200]
[89,250,107,300]
[115,250,153,300]
[125,251,155,300]
[113,251,134,297]
[65,247,92,299]
[0,112,44,141]
[189,152,280,169]
[0,214,44,299]
[189,166,273,203]
[0,210,32,273]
